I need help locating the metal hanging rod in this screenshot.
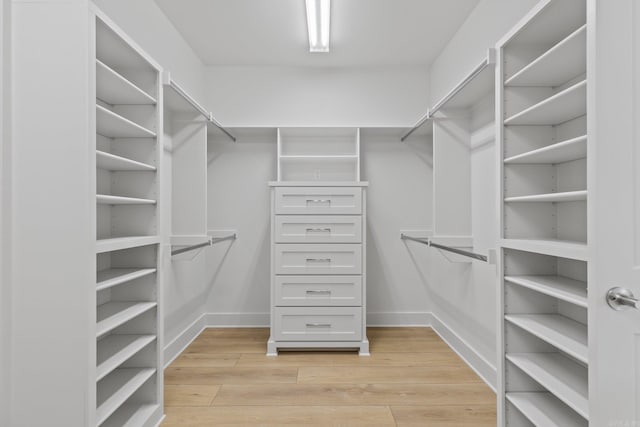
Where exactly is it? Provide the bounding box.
[401,49,496,142]
[171,233,237,256]
[400,233,488,263]
[163,73,237,142]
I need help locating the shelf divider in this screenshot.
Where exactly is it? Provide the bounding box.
[96,105,156,139]
[97,268,157,292]
[506,314,588,363]
[96,335,156,381]
[96,59,156,105]
[96,236,160,253]
[504,135,587,164]
[96,302,157,337]
[507,353,588,420]
[504,80,586,126]
[507,392,587,427]
[97,195,156,205]
[96,368,156,425]
[504,190,587,203]
[96,150,156,171]
[501,238,588,261]
[504,275,587,308]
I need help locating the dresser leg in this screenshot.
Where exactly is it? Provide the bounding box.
[266,339,278,356]
[358,339,370,356]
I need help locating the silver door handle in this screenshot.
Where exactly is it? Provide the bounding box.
[306,258,331,263]
[306,199,331,204]
[606,287,640,310]
[306,290,331,294]
[306,228,332,233]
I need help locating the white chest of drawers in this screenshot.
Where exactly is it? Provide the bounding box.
[267,182,369,356]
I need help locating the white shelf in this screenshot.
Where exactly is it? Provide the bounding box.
[96,105,156,139]
[96,302,157,337]
[506,25,586,87]
[504,80,586,126]
[96,151,156,172]
[505,190,587,203]
[506,315,588,364]
[96,368,156,426]
[504,275,587,308]
[101,403,160,427]
[97,335,156,381]
[501,238,588,261]
[507,353,588,420]
[97,268,157,292]
[96,59,156,105]
[96,236,160,253]
[507,392,587,427]
[97,195,156,205]
[504,135,587,164]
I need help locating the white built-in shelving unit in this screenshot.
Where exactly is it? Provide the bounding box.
[93,10,164,427]
[497,0,588,425]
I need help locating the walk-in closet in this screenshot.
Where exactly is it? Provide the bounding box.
[2,0,639,425]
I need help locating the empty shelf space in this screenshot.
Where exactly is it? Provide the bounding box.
[506,25,586,87]
[96,60,156,105]
[505,314,588,364]
[96,302,157,337]
[507,353,588,420]
[96,368,156,426]
[97,268,157,292]
[504,135,587,164]
[507,392,587,427]
[96,151,156,171]
[96,105,156,139]
[97,195,156,205]
[504,190,587,203]
[504,80,586,126]
[504,275,587,308]
[501,239,588,261]
[97,335,156,381]
[96,236,160,253]
[100,403,160,427]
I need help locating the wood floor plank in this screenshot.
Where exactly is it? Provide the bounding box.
[298,366,483,384]
[391,405,497,426]
[164,385,220,407]
[212,383,496,406]
[165,366,298,385]
[370,337,453,353]
[170,353,240,368]
[237,352,467,368]
[162,406,396,426]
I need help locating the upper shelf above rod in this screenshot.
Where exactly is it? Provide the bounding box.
[162,71,236,142]
[401,48,496,142]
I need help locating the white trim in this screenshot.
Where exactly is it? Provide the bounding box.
[367,311,432,327]
[163,314,207,368]
[430,313,497,392]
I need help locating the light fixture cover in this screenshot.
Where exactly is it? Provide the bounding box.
[305,0,330,52]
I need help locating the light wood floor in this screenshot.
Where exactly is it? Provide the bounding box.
[162,327,496,426]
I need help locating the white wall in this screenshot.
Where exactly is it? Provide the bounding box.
[206,66,430,127]
[1,0,10,423]
[426,0,539,386]
[202,67,433,325]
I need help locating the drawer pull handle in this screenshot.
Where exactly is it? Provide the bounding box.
[306,290,331,295]
[306,199,331,205]
[306,228,332,233]
[306,323,332,328]
[306,258,331,263]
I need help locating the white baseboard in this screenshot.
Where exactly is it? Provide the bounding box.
[163,314,207,368]
[367,311,432,326]
[429,313,497,391]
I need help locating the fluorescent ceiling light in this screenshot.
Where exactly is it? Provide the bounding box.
[305,0,330,53]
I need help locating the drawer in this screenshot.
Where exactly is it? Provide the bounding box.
[275,276,362,307]
[275,187,362,215]
[275,244,362,275]
[274,307,362,341]
[274,215,362,243]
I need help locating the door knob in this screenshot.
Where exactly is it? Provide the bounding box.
[606,287,640,310]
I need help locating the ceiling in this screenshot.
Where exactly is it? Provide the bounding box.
[154,0,481,67]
